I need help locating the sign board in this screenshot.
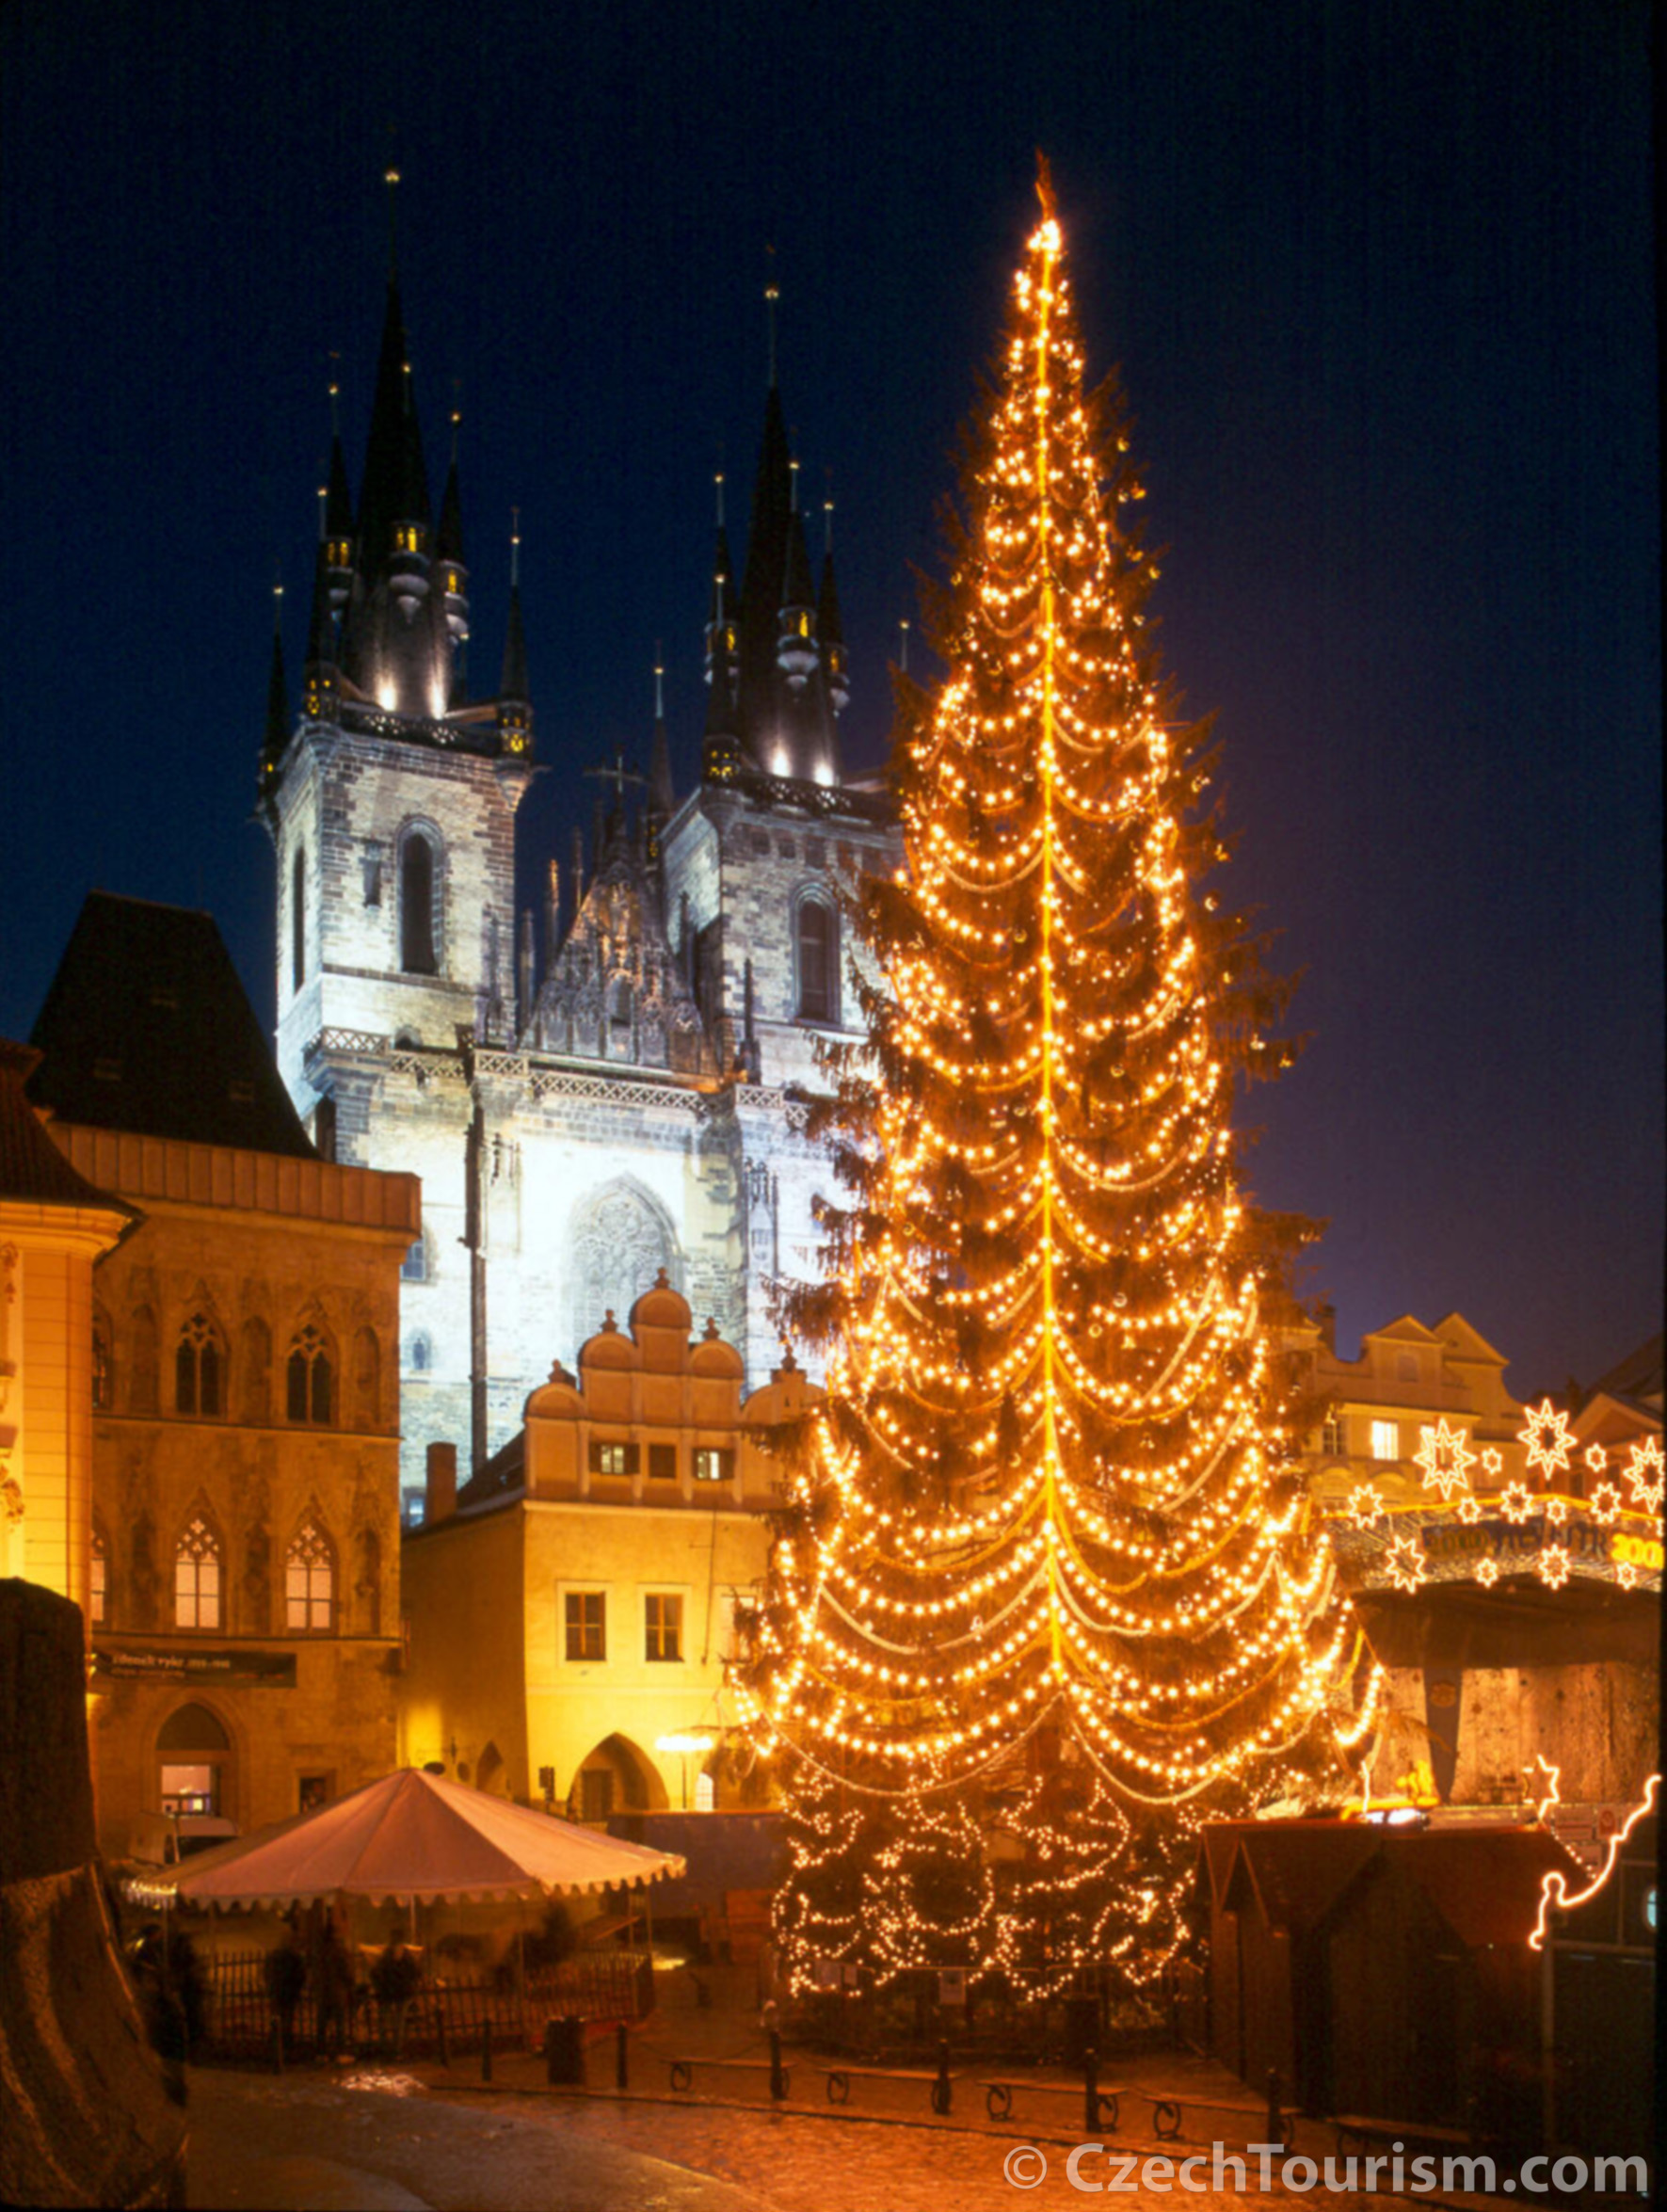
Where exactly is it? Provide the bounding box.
[91,1644,298,1689]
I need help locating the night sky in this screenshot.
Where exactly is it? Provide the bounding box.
[2,1,1658,1397]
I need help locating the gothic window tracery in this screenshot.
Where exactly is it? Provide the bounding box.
[285,1519,334,1633]
[286,1322,333,1424]
[569,1181,680,1349]
[175,1311,225,1417]
[174,1515,223,1630]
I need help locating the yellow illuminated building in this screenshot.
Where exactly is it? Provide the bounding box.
[399,1274,810,1818]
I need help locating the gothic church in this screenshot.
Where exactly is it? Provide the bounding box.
[258,255,898,1490]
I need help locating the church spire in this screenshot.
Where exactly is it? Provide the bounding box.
[496,510,533,759]
[262,581,289,779]
[648,648,676,830]
[819,496,849,716]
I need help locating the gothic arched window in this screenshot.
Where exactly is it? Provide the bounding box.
[157,1701,231,1816]
[569,1180,680,1354]
[285,1519,334,1633]
[175,1312,225,1417]
[174,1516,223,1630]
[400,829,440,975]
[287,1324,333,1424]
[796,896,837,1024]
[292,844,306,991]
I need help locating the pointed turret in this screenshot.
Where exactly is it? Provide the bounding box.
[435,408,470,703]
[261,585,289,784]
[736,378,794,757]
[495,512,533,760]
[323,382,356,617]
[647,652,675,855]
[777,464,819,690]
[357,276,431,581]
[819,501,849,717]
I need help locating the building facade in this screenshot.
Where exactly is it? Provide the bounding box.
[258,260,899,1496]
[1289,1309,1661,1813]
[28,897,419,1857]
[399,1275,809,1818]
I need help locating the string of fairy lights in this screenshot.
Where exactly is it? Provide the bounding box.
[736,175,1385,1990]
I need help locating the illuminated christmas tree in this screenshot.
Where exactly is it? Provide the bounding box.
[739,167,1381,1986]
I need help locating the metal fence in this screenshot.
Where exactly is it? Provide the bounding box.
[202,1948,654,2060]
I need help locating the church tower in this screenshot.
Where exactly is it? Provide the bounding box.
[257,188,534,1162]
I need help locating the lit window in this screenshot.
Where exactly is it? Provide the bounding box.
[89,1528,107,1625]
[287,1325,332,1424]
[565,1592,606,1662]
[285,1521,333,1633]
[402,1234,427,1283]
[695,1771,715,1812]
[175,1517,222,1630]
[1322,1416,1346,1458]
[693,1448,733,1484]
[588,1440,638,1477]
[645,1593,683,1662]
[158,1702,230,1816]
[1370,1419,1401,1462]
[175,1313,224,1417]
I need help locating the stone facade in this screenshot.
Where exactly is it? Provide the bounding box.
[262,271,901,1494]
[45,1124,419,1857]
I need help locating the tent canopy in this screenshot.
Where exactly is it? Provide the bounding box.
[129,1768,687,1911]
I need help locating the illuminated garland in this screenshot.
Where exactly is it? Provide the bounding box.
[741,168,1379,1986]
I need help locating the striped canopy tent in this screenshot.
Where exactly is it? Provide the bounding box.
[127,1768,686,1911]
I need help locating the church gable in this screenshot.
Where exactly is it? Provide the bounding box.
[524,842,713,1076]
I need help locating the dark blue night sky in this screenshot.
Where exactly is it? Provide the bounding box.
[2,0,1658,1395]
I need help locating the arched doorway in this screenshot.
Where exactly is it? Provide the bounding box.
[156,1701,232,1817]
[570,1733,668,1823]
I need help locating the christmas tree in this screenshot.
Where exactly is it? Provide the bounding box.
[738,167,1381,1987]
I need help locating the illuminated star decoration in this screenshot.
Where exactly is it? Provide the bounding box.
[1544,1494,1569,1526]
[1499,1482,1534,1523]
[1534,1543,1572,1591]
[1385,1534,1427,1593]
[1414,1418,1475,1502]
[1474,1558,1500,1589]
[1456,1493,1483,1525]
[1480,1446,1503,1479]
[1524,1753,1561,1826]
[1519,1398,1574,1482]
[1345,1482,1384,1531]
[1616,1560,1640,1591]
[1588,1482,1623,1525]
[1623,1435,1663,1515]
[1583,1443,1607,1477]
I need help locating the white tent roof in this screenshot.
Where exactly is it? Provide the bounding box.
[129,1768,686,1910]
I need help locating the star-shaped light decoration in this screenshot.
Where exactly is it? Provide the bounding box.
[1535,1543,1572,1591]
[1524,1753,1561,1825]
[1345,1482,1384,1531]
[1480,1446,1503,1479]
[1499,1483,1534,1523]
[1456,1493,1483,1525]
[1520,1398,1574,1480]
[1583,1443,1608,1477]
[1624,1435,1664,1515]
[1385,1533,1428,1593]
[1589,1481,1623,1525]
[1415,1418,1475,1502]
[1544,1494,1569,1526]
[1475,1557,1500,1589]
[1616,1560,1641,1591]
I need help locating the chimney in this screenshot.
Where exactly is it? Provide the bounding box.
[425,1440,457,1524]
[1317,1301,1337,1353]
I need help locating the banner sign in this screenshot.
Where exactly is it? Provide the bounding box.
[91,1645,298,1688]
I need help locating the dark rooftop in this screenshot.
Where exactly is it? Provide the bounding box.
[27,893,316,1159]
[0,1038,134,1217]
